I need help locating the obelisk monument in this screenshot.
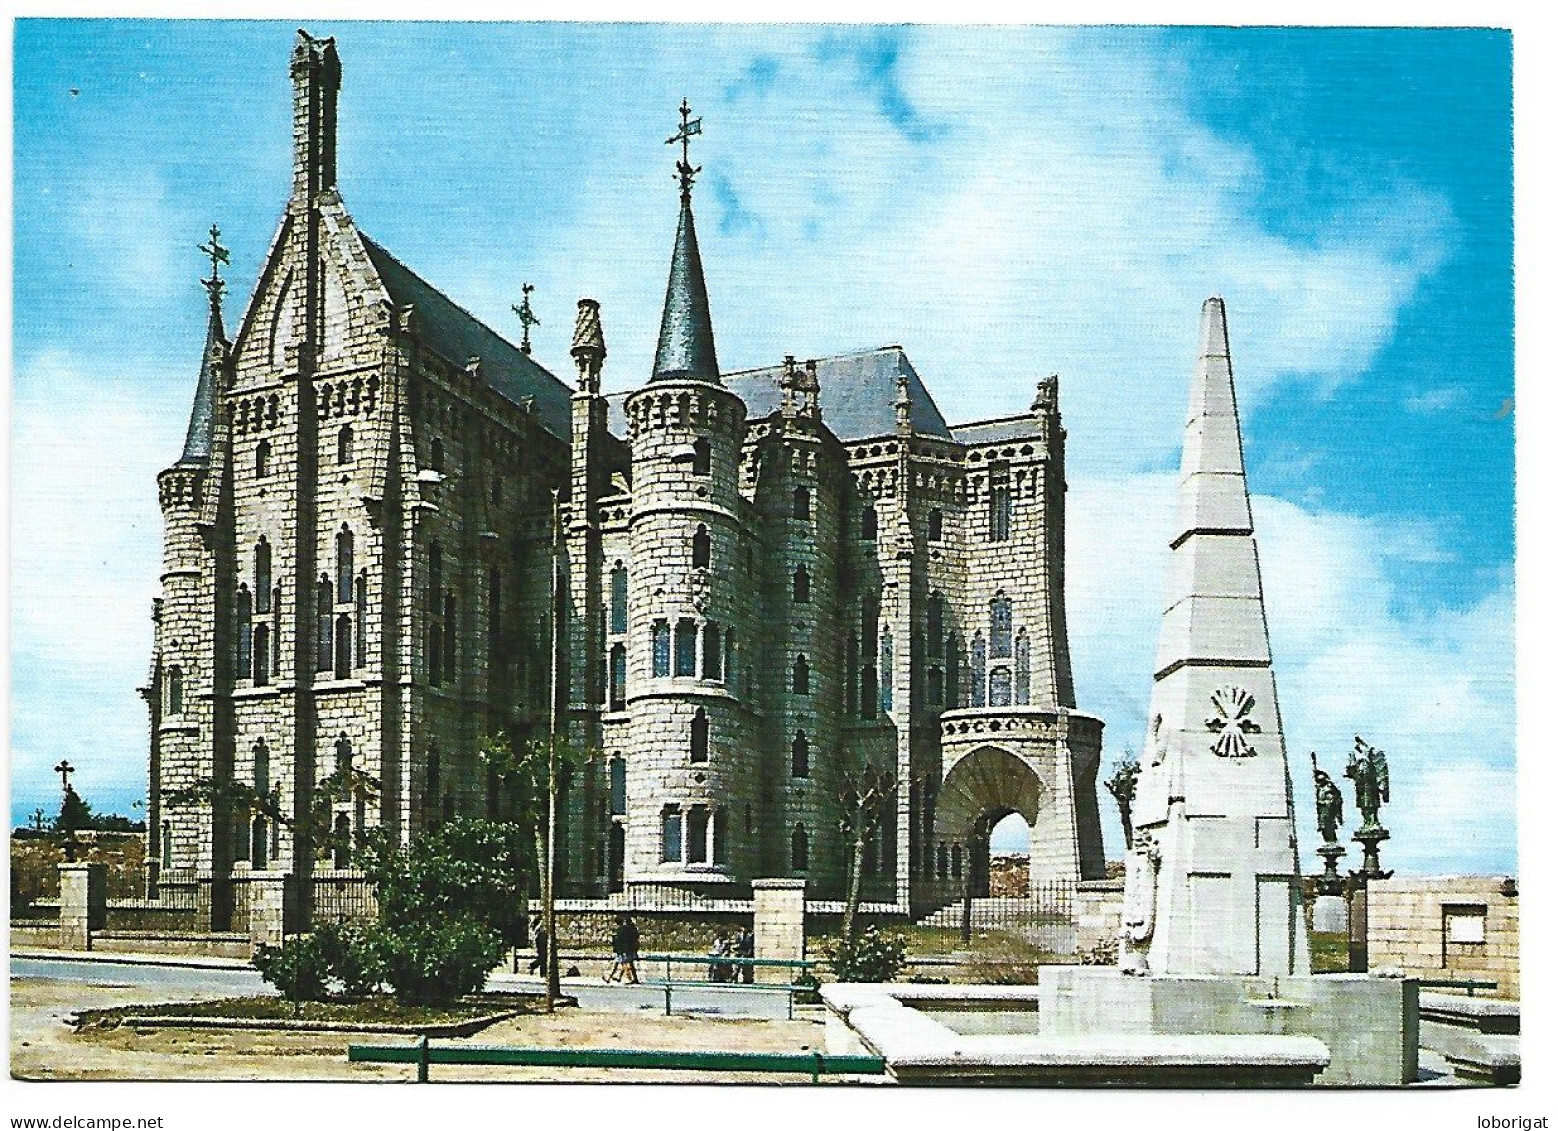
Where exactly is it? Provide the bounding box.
[1124,296,1309,977]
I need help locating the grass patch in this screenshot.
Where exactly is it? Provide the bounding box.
[807,923,1073,984]
[1310,932,1351,973]
[72,993,537,1032]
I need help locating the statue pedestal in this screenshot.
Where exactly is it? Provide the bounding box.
[1352,827,1391,882]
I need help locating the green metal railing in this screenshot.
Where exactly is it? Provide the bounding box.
[349,1039,885,1084]
[640,953,818,1018]
[1419,977,1500,997]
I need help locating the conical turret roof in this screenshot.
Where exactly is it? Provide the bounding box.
[650,192,720,384]
[178,297,225,464]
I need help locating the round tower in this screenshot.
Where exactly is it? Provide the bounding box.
[620,103,758,889]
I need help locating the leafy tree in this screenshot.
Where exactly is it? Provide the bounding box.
[311,918,382,999]
[366,914,505,1007]
[54,786,92,836]
[253,933,332,1011]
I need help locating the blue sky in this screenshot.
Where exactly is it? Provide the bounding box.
[9,22,1514,875]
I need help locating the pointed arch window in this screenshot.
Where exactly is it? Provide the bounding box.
[335,614,352,678]
[691,438,711,476]
[317,578,334,672]
[652,620,671,678]
[236,585,253,680]
[334,735,352,778]
[990,593,1013,658]
[160,822,172,870]
[990,666,1013,707]
[674,618,697,677]
[337,527,354,604]
[791,732,809,778]
[662,806,683,861]
[687,805,709,864]
[609,756,627,815]
[989,468,1012,542]
[251,816,268,869]
[354,574,367,667]
[691,525,711,569]
[272,587,282,677]
[860,502,877,541]
[252,623,271,685]
[430,437,444,474]
[725,628,737,694]
[971,632,987,708]
[610,562,628,634]
[609,644,627,711]
[792,654,810,695]
[845,634,859,715]
[791,826,809,872]
[690,707,709,762]
[167,665,184,715]
[928,594,944,653]
[793,487,811,520]
[928,508,943,542]
[337,424,353,464]
[1015,630,1031,706]
[255,439,270,479]
[793,564,810,604]
[255,540,272,613]
[701,622,722,681]
[442,593,457,680]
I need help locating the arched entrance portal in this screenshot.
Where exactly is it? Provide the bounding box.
[931,745,1046,900]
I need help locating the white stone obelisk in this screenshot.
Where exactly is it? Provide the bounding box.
[1125,297,1309,977]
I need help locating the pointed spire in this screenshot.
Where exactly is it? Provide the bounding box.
[1173,295,1251,548]
[181,226,229,464]
[651,101,720,384]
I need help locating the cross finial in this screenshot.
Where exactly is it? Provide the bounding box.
[54,759,75,792]
[511,282,540,356]
[665,98,703,200]
[198,223,230,309]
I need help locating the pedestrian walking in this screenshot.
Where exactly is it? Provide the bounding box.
[528,922,548,978]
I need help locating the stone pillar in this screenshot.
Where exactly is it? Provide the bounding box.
[58,863,108,951]
[752,878,807,985]
[1349,885,1369,973]
[248,872,299,949]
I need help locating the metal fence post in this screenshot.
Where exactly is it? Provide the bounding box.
[416,1035,429,1083]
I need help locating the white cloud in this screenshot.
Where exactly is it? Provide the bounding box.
[1062,472,1515,875]
[10,350,183,809]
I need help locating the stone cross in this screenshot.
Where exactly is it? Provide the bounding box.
[54,759,75,791]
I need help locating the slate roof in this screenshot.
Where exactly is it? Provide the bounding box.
[179,298,225,464]
[606,346,955,443]
[360,236,573,440]
[650,195,720,384]
[949,415,1044,446]
[726,347,953,442]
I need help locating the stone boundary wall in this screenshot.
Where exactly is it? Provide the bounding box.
[1074,878,1125,953]
[1367,876,1519,999]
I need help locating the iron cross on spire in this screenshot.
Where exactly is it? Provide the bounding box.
[665,98,702,198]
[198,223,230,308]
[512,282,539,356]
[54,759,75,792]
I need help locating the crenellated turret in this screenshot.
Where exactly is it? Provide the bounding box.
[620,102,757,889]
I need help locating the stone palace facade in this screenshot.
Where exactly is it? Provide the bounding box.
[144,31,1105,924]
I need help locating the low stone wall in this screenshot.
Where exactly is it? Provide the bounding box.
[1366,876,1519,998]
[10,922,56,947]
[91,931,253,959]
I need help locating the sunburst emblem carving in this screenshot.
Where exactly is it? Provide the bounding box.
[1205,685,1261,758]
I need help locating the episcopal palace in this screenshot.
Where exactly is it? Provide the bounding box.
[144,31,1106,924]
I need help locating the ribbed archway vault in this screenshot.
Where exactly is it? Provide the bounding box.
[933,745,1046,844]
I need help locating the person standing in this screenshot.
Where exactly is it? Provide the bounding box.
[609,914,641,985]
[528,921,549,978]
[735,924,755,984]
